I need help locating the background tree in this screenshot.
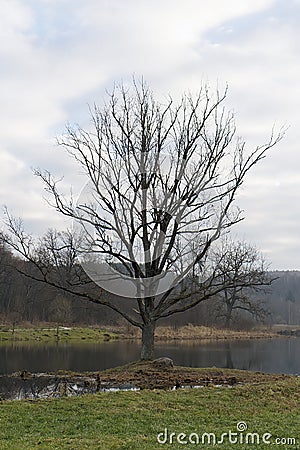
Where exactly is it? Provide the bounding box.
[284,289,296,325]
[207,239,272,328]
[3,80,283,359]
[48,294,72,340]
[0,241,28,326]
[262,271,300,325]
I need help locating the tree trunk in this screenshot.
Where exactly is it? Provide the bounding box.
[141,321,155,360]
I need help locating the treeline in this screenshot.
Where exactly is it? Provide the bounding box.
[0,243,121,326]
[263,271,300,325]
[0,243,299,329]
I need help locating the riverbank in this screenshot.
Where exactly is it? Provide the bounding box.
[5,360,292,397]
[0,326,117,343]
[0,365,299,449]
[59,359,293,390]
[0,323,293,344]
[112,324,279,340]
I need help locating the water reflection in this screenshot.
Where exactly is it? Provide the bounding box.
[0,341,140,374]
[0,338,299,375]
[154,338,300,374]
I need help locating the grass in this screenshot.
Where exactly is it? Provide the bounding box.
[0,376,299,449]
[120,324,278,341]
[154,324,278,340]
[0,323,280,344]
[0,326,117,343]
[98,361,291,388]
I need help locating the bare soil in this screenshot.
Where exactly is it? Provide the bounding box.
[86,360,291,390]
[4,361,292,401]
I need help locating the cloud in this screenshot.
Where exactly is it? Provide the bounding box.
[234,169,300,269]
[0,0,299,268]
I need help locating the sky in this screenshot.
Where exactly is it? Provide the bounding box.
[0,0,299,270]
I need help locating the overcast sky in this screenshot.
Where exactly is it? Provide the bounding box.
[0,0,299,270]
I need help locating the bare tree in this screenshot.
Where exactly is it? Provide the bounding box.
[3,80,283,359]
[207,239,273,328]
[48,294,72,340]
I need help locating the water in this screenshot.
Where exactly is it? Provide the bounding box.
[0,337,299,375]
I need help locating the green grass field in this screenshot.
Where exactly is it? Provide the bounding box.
[0,377,299,449]
[0,326,117,343]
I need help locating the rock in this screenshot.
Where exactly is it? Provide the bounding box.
[152,357,174,369]
[20,371,32,379]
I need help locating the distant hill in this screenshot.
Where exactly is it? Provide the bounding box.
[263,270,300,325]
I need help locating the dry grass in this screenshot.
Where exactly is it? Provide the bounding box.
[154,324,277,340]
[109,324,277,341]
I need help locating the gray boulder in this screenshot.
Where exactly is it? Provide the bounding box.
[152,357,174,369]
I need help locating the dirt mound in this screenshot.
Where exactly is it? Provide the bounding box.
[96,360,290,390]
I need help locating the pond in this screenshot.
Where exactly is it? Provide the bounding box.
[0,337,299,375]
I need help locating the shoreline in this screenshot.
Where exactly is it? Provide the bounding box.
[0,361,295,401]
[109,324,291,341]
[0,372,299,449]
[0,323,299,343]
